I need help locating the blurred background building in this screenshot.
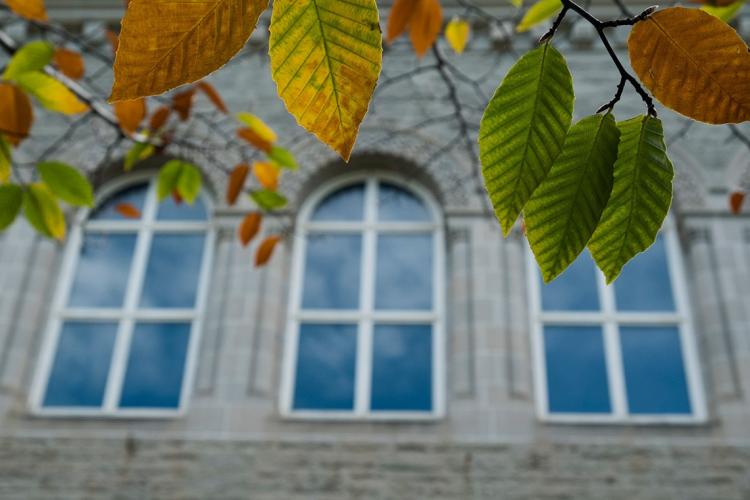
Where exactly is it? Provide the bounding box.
[0,1,749,498]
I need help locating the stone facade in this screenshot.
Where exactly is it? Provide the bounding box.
[0,2,749,498]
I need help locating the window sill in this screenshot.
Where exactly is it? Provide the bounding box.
[280,411,444,423]
[538,413,709,426]
[28,407,185,420]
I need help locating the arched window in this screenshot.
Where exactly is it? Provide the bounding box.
[281,174,445,419]
[31,173,214,417]
[528,221,706,423]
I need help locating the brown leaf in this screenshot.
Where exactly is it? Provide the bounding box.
[628,7,750,124]
[237,127,273,153]
[0,83,33,146]
[255,235,280,267]
[54,48,85,80]
[149,105,172,131]
[226,163,250,206]
[238,212,262,246]
[410,0,443,57]
[115,202,141,219]
[172,88,196,121]
[5,0,47,21]
[253,161,280,191]
[730,190,746,214]
[387,0,413,42]
[197,81,228,113]
[113,98,147,134]
[172,189,183,205]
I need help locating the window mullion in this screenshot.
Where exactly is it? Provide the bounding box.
[598,270,627,418]
[102,180,158,413]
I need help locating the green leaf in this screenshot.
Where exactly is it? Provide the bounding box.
[0,184,23,230]
[702,0,745,22]
[37,161,94,207]
[0,135,11,183]
[176,162,202,204]
[250,189,287,211]
[479,43,574,236]
[157,160,183,201]
[524,113,620,282]
[588,116,674,283]
[268,145,298,170]
[517,0,562,32]
[124,141,155,171]
[23,182,66,240]
[2,41,54,82]
[14,71,88,115]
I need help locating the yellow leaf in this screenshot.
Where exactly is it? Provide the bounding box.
[15,72,88,115]
[113,98,147,134]
[445,17,470,54]
[269,0,382,161]
[628,7,750,124]
[0,135,11,183]
[24,183,65,240]
[110,0,268,101]
[517,0,561,32]
[54,48,85,80]
[701,0,746,22]
[236,112,277,144]
[253,161,279,191]
[5,0,47,21]
[509,0,523,7]
[0,83,33,145]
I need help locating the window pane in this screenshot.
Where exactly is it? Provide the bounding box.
[293,324,357,411]
[378,182,431,222]
[157,195,208,221]
[311,184,364,221]
[375,234,432,310]
[614,236,675,311]
[91,183,148,220]
[139,234,205,308]
[620,326,691,414]
[68,233,137,308]
[119,322,191,408]
[43,322,117,407]
[302,234,361,310]
[541,251,600,311]
[371,324,432,411]
[544,326,611,413]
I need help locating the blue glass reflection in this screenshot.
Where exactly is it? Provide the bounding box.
[375,234,432,310]
[119,322,191,408]
[157,194,208,221]
[302,234,362,310]
[91,183,148,220]
[139,234,205,308]
[620,326,691,414]
[68,233,137,308]
[378,182,431,222]
[293,324,357,411]
[311,184,365,221]
[544,326,611,413]
[371,324,432,411]
[43,322,117,407]
[541,251,600,311]
[614,236,675,311]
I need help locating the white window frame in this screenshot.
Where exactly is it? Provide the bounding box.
[527,218,707,424]
[29,171,215,418]
[280,172,446,421]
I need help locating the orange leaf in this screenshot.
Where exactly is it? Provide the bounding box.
[113,98,147,134]
[238,212,262,246]
[387,0,413,43]
[54,48,85,80]
[197,81,228,113]
[5,0,47,21]
[255,235,280,267]
[253,161,279,191]
[172,88,196,121]
[226,163,250,206]
[105,30,119,56]
[0,83,33,146]
[115,202,141,219]
[410,0,443,57]
[237,127,272,153]
[149,106,172,131]
[730,190,746,214]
